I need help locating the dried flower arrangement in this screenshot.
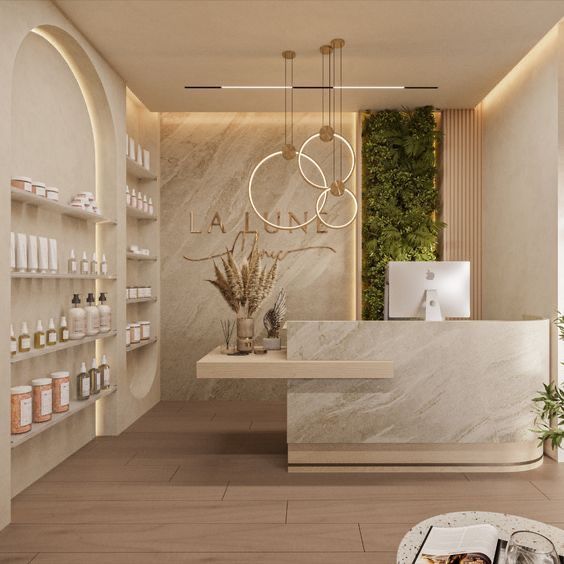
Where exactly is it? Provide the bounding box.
[207,238,278,319]
[264,289,287,339]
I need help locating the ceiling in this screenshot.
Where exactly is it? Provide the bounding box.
[55,0,564,112]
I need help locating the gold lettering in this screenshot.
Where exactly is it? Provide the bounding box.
[207,212,225,233]
[288,211,308,234]
[190,211,202,234]
[263,211,280,233]
[316,212,329,233]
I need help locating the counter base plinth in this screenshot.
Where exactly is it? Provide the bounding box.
[287,442,543,473]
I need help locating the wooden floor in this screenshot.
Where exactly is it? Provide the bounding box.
[2,401,564,563]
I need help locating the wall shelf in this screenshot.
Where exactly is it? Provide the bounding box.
[126,156,157,181]
[126,297,157,304]
[11,386,117,448]
[126,336,157,353]
[11,330,117,364]
[126,253,158,262]
[11,272,116,280]
[126,205,157,221]
[11,187,116,224]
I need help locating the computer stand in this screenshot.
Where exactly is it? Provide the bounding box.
[425,289,444,321]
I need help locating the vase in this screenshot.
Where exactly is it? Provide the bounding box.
[236,318,254,353]
[263,337,281,350]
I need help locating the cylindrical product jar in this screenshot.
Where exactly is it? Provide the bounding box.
[129,287,138,300]
[137,286,145,299]
[11,176,32,192]
[51,371,70,413]
[32,378,52,423]
[131,323,141,344]
[46,187,59,201]
[139,321,151,340]
[11,386,32,434]
[125,324,131,347]
[146,286,152,298]
[32,181,46,197]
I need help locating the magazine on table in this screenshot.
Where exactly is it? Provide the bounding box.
[412,524,564,564]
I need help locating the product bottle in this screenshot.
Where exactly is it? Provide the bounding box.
[90,252,98,275]
[10,324,16,356]
[59,316,69,342]
[80,252,89,275]
[137,190,144,210]
[143,194,148,213]
[77,361,90,400]
[101,254,108,276]
[68,249,78,274]
[131,188,137,208]
[89,358,101,395]
[68,294,86,340]
[98,292,111,333]
[99,354,111,390]
[126,185,131,207]
[34,320,46,349]
[46,318,57,346]
[85,293,100,336]
[18,322,30,352]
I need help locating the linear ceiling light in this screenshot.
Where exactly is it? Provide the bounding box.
[184,85,438,90]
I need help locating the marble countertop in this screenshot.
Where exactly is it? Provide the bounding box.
[397,511,564,562]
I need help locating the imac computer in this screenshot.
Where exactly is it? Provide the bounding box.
[385,261,471,321]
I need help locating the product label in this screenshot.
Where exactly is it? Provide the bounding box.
[60,382,70,406]
[20,337,30,350]
[81,377,90,397]
[62,329,69,341]
[39,334,45,346]
[101,264,107,275]
[70,261,77,273]
[40,389,52,416]
[48,332,56,345]
[100,312,111,331]
[10,340,16,354]
[20,398,31,426]
[96,371,101,389]
[103,367,110,387]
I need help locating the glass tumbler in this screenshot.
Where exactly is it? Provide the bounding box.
[505,530,559,563]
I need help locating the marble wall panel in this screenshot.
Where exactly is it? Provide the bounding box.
[160,113,357,399]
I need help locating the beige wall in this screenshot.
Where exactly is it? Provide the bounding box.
[482,27,559,323]
[160,112,357,400]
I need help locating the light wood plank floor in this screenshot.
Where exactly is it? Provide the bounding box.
[2,400,564,563]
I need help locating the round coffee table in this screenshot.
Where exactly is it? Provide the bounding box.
[397,511,564,563]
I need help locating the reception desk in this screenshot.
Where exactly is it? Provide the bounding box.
[197,319,549,472]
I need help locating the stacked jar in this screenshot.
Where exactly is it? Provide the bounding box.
[11,386,32,434]
[51,371,70,413]
[32,378,52,423]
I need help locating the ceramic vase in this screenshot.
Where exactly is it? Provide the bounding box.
[236,318,254,353]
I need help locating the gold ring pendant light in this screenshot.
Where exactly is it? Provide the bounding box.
[248,39,358,230]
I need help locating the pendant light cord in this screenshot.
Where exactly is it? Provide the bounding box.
[284,57,287,146]
[340,45,343,180]
[291,55,294,146]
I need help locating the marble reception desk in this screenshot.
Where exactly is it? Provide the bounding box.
[197,319,549,472]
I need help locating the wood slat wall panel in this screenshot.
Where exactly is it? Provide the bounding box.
[441,108,483,319]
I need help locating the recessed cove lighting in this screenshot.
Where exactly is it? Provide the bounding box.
[184,85,438,90]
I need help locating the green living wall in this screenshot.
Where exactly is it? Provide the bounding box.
[362,106,443,320]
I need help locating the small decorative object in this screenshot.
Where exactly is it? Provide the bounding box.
[263,289,286,350]
[207,236,278,352]
[506,530,558,563]
[219,319,235,354]
[254,346,267,355]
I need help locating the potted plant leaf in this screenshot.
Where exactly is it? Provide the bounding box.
[263,289,286,350]
[533,312,564,449]
[207,238,278,353]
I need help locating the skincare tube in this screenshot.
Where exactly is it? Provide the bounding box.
[38,237,49,273]
[48,238,58,273]
[16,233,27,272]
[27,235,38,273]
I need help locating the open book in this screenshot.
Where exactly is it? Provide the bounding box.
[413,524,564,564]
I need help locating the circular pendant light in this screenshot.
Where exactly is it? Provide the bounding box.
[248,150,328,231]
[297,132,356,191]
[316,187,358,230]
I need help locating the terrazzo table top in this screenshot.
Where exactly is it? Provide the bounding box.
[397,511,564,563]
